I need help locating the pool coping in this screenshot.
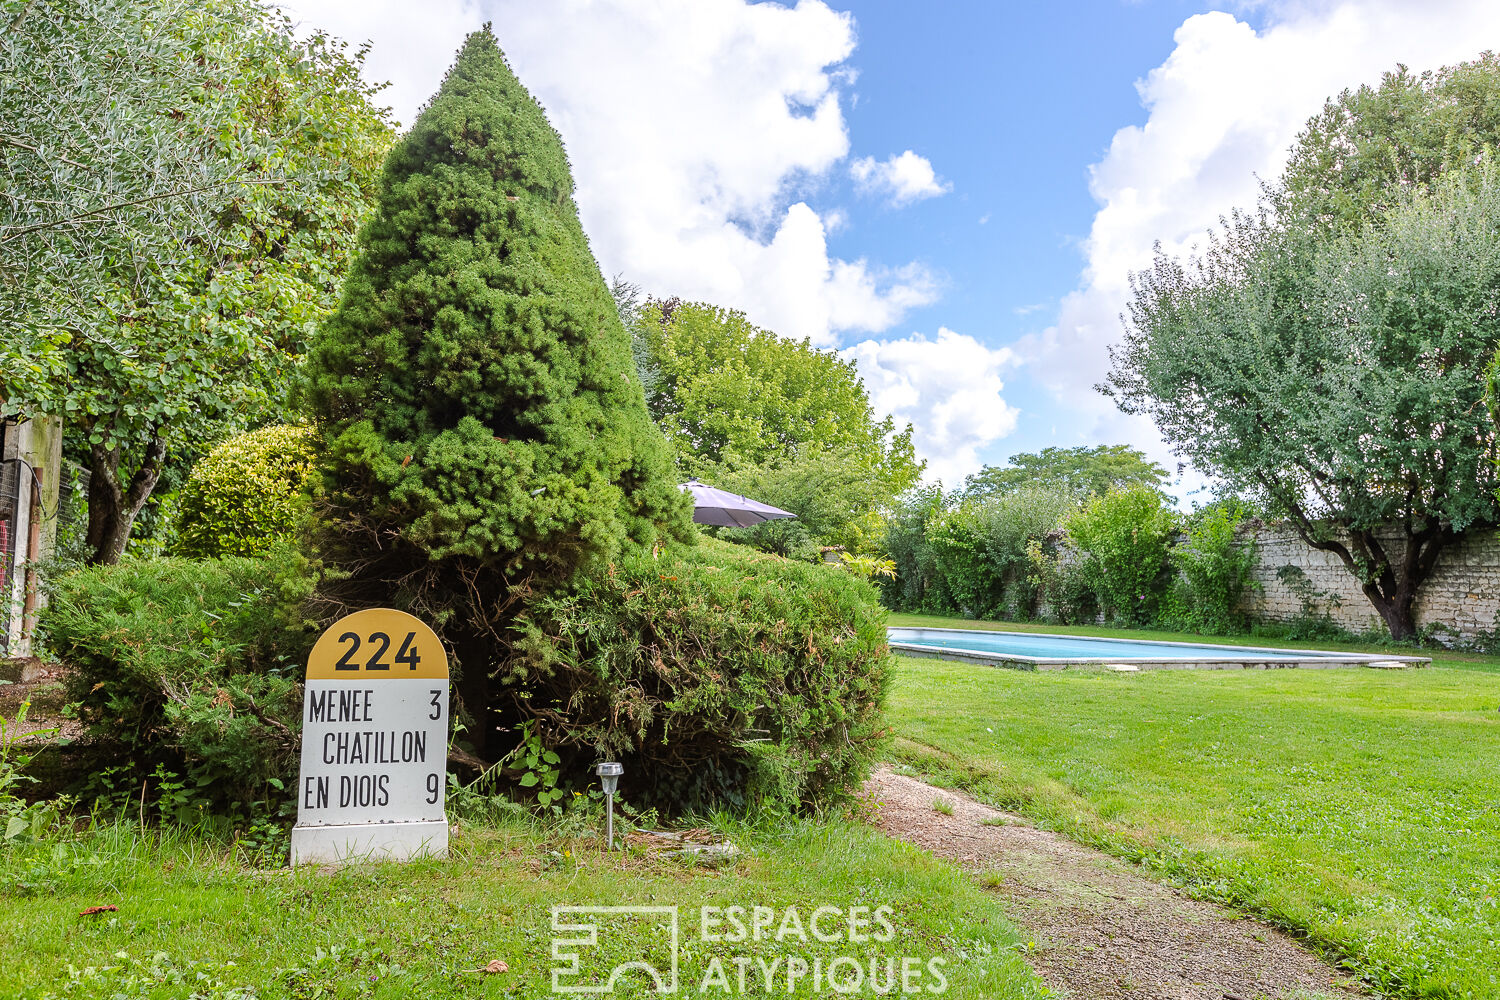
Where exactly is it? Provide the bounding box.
[887,625,1432,671]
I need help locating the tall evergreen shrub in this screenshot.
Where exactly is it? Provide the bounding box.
[303,28,690,749]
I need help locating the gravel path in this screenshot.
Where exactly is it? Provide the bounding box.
[866,768,1370,1000]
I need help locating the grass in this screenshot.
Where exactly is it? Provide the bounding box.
[885,613,1500,999]
[0,812,1048,999]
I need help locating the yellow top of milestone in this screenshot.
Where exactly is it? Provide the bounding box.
[306,608,449,680]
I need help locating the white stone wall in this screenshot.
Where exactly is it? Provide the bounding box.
[1240,523,1500,639]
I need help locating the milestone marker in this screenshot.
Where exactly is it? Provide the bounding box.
[289,608,450,865]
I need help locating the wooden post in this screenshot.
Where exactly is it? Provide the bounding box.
[21,465,42,648]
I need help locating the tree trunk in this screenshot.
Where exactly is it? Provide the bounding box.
[1284,515,1452,641]
[1361,576,1420,641]
[84,429,168,565]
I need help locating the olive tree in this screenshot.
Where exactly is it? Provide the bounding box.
[0,0,393,563]
[1109,173,1500,639]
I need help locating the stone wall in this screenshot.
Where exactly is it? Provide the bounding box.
[1240,523,1500,639]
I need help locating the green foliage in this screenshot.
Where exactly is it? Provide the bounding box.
[926,504,1000,618]
[1023,537,1097,626]
[1115,169,1500,639]
[3,0,251,384]
[304,30,690,746]
[629,299,922,555]
[894,486,1077,621]
[513,539,892,814]
[505,721,563,808]
[634,300,920,475]
[2,1,396,565]
[1161,502,1259,635]
[1,701,64,843]
[971,487,1078,580]
[175,425,317,558]
[715,443,915,557]
[963,445,1168,501]
[1116,53,1500,640]
[1280,54,1500,232]
[837,552,896,581]
[879,486,951,614]
[38,549,316,812]
[1066,486,1176,626]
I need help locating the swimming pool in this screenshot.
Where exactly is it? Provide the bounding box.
[887,626,1429,670]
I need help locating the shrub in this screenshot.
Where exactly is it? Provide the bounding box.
[1162,501,1260,634]
[175,425,317,558]
[970,486,1077,620]
[903,486,1076,621]
[39,549,316,813]
[512,539,892,814]
[880,485,952,614]
[927,505,1002,618]
[1024,536,1098,625]
[1066,485,1176,625]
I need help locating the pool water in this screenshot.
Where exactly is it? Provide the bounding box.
[889,629,1340,661]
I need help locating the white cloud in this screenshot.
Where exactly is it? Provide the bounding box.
[1018,0,1500,472]
[850,150,950,206]
[277,0,937,347]
[843,329,1017,486]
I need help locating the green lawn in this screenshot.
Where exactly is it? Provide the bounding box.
[885,614,1500,999]
[0,815,1046,999]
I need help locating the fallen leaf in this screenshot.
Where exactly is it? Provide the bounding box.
[484,959,508,974]
[79,905,118,916]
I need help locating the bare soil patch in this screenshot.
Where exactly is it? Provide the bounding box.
[865,768,1369,1000]
[0,658,79,740]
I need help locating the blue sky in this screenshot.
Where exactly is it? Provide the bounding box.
[283,0,1500,495]
[829,0,1234,465]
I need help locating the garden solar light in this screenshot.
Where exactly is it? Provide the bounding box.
[595,762,624,850]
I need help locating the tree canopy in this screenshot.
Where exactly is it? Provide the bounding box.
[1111,169,1500,639]
[304,29,689,733]
[962,445,1168,501]
[1109,53,1500,640]
[1280,53,1500,231]
[633,300,919,474]
[625,298,922,553]
[1,0,395,563]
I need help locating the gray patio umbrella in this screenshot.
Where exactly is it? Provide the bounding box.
[679,479,796,528]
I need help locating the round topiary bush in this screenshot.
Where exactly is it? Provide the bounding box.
[176,424,317,558]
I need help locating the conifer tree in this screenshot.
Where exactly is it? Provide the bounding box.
[304,28,690,742]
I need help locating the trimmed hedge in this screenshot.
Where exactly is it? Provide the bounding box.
[513,538,892,813]
[40,549,317,809]
[39,539,891,817]
[176,425,317,559]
